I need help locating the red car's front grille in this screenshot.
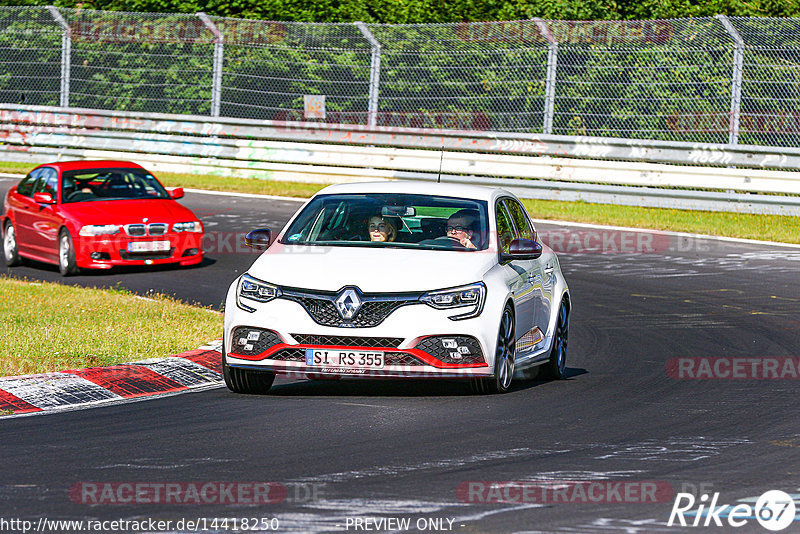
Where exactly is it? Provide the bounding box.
[124,223,169,236]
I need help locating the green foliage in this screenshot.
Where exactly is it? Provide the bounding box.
[2,4,800,147]
[3,0,798,22]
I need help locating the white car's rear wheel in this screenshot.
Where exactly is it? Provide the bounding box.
[542,301,569,380]
[3,221,21,267]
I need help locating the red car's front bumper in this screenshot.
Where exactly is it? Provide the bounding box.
[73,232,204,269]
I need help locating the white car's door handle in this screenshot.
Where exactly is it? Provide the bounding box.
[544,264,554,274]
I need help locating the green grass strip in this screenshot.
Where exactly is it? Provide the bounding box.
[0,277,221,376]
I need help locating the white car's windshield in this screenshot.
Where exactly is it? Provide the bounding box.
[280,193,490,251]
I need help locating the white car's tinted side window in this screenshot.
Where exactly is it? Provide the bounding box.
[504,199,534,241]
[496,202,515,254]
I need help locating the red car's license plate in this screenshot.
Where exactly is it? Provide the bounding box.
[128,241,170,253]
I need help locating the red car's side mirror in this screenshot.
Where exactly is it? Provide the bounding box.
[33,192,56,204]
[169,187,185,200]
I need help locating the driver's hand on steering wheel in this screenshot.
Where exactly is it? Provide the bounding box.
[457,235,477,249]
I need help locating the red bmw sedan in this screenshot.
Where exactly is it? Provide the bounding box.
[1,160,204,276]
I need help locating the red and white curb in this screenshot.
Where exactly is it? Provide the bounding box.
[0,340,224,417]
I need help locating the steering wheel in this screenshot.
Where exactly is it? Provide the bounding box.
[420,236,467,249]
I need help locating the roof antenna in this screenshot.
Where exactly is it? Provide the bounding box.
[437,144,444,183]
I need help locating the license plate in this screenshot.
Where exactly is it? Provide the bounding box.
[305,349,384,369]
[128,240,170,253]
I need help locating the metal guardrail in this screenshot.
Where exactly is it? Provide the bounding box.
[1,104,799,216]
[4,8,800,151]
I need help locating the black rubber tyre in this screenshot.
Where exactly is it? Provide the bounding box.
[58,228,79,276]
[471,303,515,394]
[542,300,569,380]
[222,339,275,394]
[3,221,21,267]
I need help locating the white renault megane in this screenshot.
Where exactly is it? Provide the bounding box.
[222,181,570,394]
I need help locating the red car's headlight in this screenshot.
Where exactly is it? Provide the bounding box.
[79,225,121,236]
[173,221,203,233]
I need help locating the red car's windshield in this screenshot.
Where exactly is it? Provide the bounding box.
[61,168,170,203]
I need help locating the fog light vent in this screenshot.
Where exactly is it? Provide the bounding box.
[415,335,484,364]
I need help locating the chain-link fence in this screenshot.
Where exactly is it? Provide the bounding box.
[1,7,799,147]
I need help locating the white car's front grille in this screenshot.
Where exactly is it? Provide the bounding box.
[291,334,403,348]
[280,288,421,328]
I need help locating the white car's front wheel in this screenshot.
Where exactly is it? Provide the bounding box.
[472,303,515,394]
[222,338,276,394]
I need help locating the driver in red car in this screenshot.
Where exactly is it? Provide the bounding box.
[445,209,479,249]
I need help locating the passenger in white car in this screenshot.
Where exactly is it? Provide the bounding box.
[368,215,397,242]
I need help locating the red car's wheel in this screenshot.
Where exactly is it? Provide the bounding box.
[58,229,79,277]
[3,221,21,267]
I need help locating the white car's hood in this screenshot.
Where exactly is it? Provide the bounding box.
[247,242,497,293]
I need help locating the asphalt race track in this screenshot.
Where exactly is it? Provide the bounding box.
[2,178,800,533]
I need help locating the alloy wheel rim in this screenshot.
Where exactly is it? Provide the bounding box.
[60,235,69,269]
[556,307,568,374]
[4,226,14,260]
[497,310,514,389]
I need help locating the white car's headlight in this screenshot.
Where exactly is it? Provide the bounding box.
[421,282,486,320]
[236,274,282,312]
[173,221,203,233]
[79,224,121,236]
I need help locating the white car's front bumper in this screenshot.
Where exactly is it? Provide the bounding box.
[223,285,499,380]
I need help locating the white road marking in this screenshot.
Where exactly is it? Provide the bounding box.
[594,437,750,462]
[183,188,306,202]
[335,402,388,408]
[449,502,545,523]
[292,448,567,483]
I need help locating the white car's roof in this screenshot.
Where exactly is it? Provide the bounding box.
[315,181,511,202]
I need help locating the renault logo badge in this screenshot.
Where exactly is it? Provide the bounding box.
[334,288,362,320]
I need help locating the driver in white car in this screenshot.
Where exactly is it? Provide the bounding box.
[446,209,479,249]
